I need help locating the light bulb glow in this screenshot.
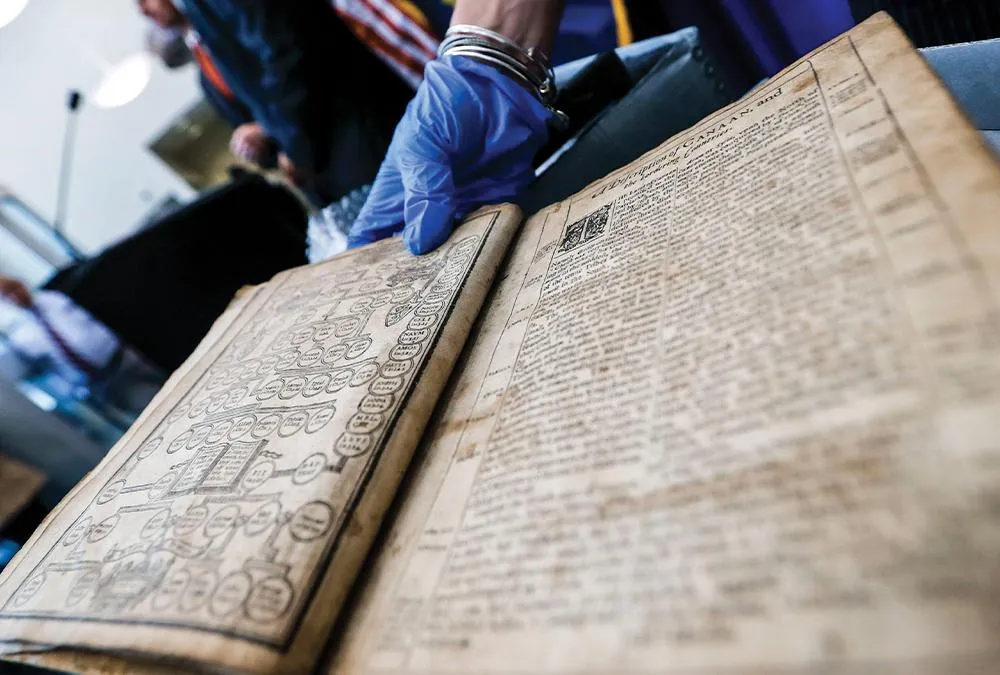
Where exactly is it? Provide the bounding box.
[93,53,154,109]
[0,0,29,29]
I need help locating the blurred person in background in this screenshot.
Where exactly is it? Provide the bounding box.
[138,0,415,207]
[146,21,279,169]
[0,275,164,420]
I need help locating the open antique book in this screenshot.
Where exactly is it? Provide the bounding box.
[2,13,1000,674]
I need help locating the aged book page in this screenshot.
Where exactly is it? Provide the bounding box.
[0,206,521,674]
[331,14,1000,675]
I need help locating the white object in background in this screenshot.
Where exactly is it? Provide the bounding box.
[307,213,349,263]
[307,185,370,263]
[92,52,154,109]
[0,0,29,30]
[0,300,23,342]
[1,291,119,384]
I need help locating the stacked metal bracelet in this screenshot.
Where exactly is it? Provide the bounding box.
[439,24,569,127]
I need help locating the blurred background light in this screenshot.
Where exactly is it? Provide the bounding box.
[0,0,29,29]
[92,52,153,109]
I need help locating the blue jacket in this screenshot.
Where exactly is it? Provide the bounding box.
[199,72,250,130]
[183,0,409,172]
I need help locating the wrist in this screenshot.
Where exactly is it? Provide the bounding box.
[428,56,555,151]
[439,26,566,127]
[451,0,563,54]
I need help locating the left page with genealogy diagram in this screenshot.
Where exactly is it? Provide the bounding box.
[0,205,522,675]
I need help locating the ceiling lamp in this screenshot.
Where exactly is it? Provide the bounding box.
[92,52,154,109]
[0,0,29,29]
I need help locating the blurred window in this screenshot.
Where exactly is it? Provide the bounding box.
[0,196,81,287]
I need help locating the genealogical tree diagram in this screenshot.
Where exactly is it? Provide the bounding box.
[0,229,487,649]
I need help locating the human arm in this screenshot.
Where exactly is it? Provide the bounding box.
[198,72,277,167]
[452,0,564,52]
[225,0,318,173]
[348,0,566,255]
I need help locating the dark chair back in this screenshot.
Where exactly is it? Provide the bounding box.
[45,175,308,373]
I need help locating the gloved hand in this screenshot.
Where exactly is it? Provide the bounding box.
[349,54,553,255]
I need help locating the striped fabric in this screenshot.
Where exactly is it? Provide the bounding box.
[331,0,440,89]
[332,0,634,88]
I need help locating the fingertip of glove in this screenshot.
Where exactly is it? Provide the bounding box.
[346,234,369,249]
[403,198,455,255]
[403,223,445,256]
[404,237,426,256]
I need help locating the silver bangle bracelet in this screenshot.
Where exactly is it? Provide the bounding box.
[439,24,568,127]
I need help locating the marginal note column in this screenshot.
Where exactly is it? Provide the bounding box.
[813,36,1000,452]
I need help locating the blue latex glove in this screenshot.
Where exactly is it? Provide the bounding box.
[348,54,553,255]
